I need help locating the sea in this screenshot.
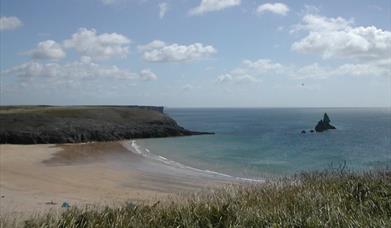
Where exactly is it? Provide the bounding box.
[134,108,391,179]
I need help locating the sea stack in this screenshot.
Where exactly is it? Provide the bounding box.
[314,113,336,132]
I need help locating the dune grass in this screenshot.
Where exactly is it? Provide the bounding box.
[3,169,391,227]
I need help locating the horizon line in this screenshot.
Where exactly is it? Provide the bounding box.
[1,104,390,109]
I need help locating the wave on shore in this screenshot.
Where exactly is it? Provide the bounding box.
[122,140,264,183]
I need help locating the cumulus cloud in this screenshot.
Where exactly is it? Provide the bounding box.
[0,16,23,31]
[23,40,66,60]
[159,2,169,19]
[63,28,131,61]
[139,69,158,80]
[291,14,391,60]
[139,40,217,62]
[257,3,289,16]
[2,27,157,89]
[189,0,241,15]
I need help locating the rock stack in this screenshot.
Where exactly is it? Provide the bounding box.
[315,113,336,132]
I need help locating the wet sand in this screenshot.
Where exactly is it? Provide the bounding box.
[0,141,230,217]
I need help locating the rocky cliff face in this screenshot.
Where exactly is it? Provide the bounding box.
[315,113,336,132]
[0,106,212,144]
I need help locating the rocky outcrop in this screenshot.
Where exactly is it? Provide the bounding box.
[314,113,336,132]
[0,106,213,144]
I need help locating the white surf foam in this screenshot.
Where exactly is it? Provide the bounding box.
[121,140,264,183]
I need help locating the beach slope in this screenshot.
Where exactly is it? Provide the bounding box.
[0,142,228,216]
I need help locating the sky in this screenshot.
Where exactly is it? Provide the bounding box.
[1,0,390,107]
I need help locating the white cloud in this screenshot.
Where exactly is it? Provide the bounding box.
[159,2,169,19]
[182,84,193,91]
[292,60,390,79]
[139,40,217,62]
[23,40,66,60]
[1,60,160,86]
[291,63,329,79]
[217,59,282,84]
[334,59,390,77]
[139,69,158,80]
[63,28,131,61]
[257,3,289,16]
[292,14,353,33]
[1,61,137,81]
[217,73,260,84]
[0,16,23,31]
[300,5,320,15]
[217,74,233,83]
[80,56,93,63]
[291,14,391,60]
[2,27,158,89]
[217,58,390,84]
[189,0,241,15]
[100,0,117,5]
[139,40,166,50]
[242,59,284,73]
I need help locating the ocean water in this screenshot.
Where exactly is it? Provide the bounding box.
[135,108,391,179]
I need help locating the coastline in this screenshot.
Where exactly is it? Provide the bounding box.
[0,141,234,217]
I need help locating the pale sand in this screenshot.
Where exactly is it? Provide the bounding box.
[0,141,229,218]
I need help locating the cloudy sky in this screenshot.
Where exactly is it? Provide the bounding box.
[1,0,390,107]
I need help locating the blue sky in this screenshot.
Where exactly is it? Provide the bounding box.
[1,0,390,107]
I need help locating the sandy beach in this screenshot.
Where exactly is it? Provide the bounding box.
[0,141,230,218]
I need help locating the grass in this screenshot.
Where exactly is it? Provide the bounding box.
[2,169,390,227]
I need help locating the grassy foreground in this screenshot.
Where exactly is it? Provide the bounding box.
[3,170,391,227]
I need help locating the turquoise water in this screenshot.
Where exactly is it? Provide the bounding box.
[136,108,391,179]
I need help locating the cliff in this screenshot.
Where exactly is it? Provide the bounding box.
[0,106,212,144]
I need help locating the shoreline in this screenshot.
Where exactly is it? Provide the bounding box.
[0,141,234,217]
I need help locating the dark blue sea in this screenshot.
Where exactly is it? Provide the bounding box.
[135,108,391,179]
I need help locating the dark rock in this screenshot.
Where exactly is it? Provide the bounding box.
[315,113,336,132]
[62,202,70,208]
[301,130,306,134]
[310,130,314,133]
[45,201,57,205]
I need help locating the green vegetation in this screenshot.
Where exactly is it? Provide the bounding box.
[3,169,390,227]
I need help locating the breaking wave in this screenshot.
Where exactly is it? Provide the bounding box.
[121,140,264,183]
